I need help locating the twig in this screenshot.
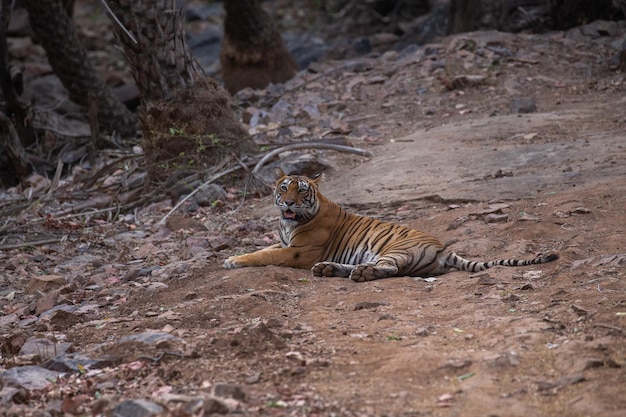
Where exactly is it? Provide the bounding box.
[45,160,64,199]
[0,237,64,251]
[251,142,372,175]
[98,0,137,44]
[593,323,623,333]
[81,154,139,190]
[47,206,124,222]
[158,164,245,225]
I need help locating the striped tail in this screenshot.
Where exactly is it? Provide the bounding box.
[445,252,559,273]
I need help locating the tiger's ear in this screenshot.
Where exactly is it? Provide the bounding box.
[310,172,322,184]
[273,167,287,180]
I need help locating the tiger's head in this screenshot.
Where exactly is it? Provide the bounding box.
[273,168,321,225]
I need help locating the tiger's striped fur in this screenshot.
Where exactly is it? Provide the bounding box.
[224,168,559,281]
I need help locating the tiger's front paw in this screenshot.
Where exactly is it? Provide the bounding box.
[224,256,244,269]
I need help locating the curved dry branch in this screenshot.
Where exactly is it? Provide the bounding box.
[251,142,372,175]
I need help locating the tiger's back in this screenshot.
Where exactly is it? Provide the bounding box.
[224,169,558,281]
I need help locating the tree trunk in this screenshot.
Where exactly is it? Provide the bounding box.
[448,0,623,34]
[22,0,137,137]
[104,0,256,184]
[221,0,298,94]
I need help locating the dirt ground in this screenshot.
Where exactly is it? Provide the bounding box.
[66,182,625,416]
[74,26,626,417]
[2,5,626,417]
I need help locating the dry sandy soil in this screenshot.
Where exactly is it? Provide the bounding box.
[2,10,626,417]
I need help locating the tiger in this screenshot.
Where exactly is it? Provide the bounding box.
[223,168,559,282]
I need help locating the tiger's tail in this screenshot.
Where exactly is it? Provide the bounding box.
[444,252,559,273]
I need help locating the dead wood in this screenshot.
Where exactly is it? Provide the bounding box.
[251,142,372,175]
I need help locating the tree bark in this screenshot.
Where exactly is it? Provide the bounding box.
[221,0,298,94]
[104,0,256,184]
[22,0,137,138]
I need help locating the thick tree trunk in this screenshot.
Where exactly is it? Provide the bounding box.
[448,0,624,34]
[104,0,256,184]
[221,0,298,94]
[22,0,136,137]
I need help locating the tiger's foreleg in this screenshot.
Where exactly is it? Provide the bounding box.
[224,244,316,269]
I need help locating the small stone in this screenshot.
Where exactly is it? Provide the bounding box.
[571,304,589,316]
[354,301,390,310]
[183,291,198,301]
[245,373,261,384]
[184,396,230,415]
[569,207,591,215]
[478,275,498,285]
[519,213,540,221]
[213,383,246,401]
[47,310,80,331]
[510,96,536,113]
[415,327,429,336]
[451,74,487,89]
[112,399,164,417]
[484,213,509,223]
[286,351,306,365]
[583,358,605,370]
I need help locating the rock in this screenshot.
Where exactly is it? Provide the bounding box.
[3,332,29,355]
[111,399,164,417]
[484,213,509,223]
[354,301,390,310]
[213,383,246,401]
[569,207,591,215]
[451,74,487,89]
[571,254,626,268]
[145,282,169,292]
[19,337,73,360]
[39,304,78,318]
[47,310,80,330]
[245,373,261,384]
[477,274,498,285]
[537,373,585,393]
[0,365,65,390]
[35,289,61,315]
[184,396,230,415]
[26,275,66,294]
[0,385,29,406]
[0,313,18,329]
[510,96,536,114]
[194,183,227,207]
[119,332,184,346]
[42,352,120,373]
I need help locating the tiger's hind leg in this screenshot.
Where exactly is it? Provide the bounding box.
[312,262,355,278]
[349,261,399,282]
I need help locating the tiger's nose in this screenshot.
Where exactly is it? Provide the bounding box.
[284,200,295,206]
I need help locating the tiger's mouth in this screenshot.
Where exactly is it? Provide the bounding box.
[282,209,297,220]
